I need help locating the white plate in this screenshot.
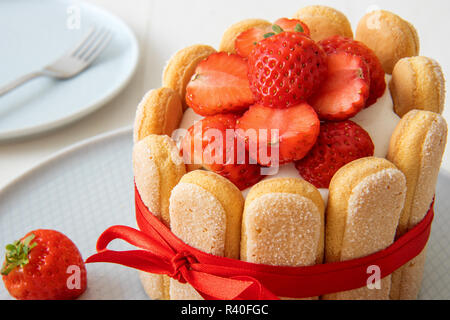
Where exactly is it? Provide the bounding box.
[0,127,147,300]
[0,128,449,300]
[0,0,139,141]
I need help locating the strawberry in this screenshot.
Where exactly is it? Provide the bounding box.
[236,103,320,165]
[180,114,264,190]
[235,27,269,59]
[235,18,310,59]
[319,35,386,106]
[308,51,370,121]
[248,32,327,108]
[273,18,310,36]
[295,121,375,188]
[185,52,255,116]
[2,230,87,300]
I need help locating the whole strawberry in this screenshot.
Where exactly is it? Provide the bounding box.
[295,121,374,188]
[248,31,327,108]
[2,230,87,300]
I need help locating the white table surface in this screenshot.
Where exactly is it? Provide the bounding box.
[0,0,449,189]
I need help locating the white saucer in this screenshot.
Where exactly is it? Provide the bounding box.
[0,0,139,141]
[0,127,448,299]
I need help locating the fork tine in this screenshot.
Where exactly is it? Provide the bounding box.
[68,27,96,57]
[82,30,113,63]
[75,28,107,59]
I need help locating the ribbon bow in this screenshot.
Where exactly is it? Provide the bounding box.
[86,186,435,300]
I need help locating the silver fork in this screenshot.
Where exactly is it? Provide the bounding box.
[0,27,113,96]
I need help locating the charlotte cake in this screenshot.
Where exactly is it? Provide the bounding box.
[132,6,447,300]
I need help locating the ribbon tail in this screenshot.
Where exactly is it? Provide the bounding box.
[184,270,279,300]
[94,225,175,258]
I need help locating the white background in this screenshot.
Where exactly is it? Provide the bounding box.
[0,0,449,189]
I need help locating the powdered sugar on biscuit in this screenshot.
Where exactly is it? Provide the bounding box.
[170,182,226,256]
[244,193,321,267]
[343,168,406,260]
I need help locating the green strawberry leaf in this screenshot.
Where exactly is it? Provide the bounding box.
[1,234,37,276]
[272,24,284,34]
[263,32,275,39]
[295,24,304,33]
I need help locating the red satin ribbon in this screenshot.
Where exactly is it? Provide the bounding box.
[86,186,435,300]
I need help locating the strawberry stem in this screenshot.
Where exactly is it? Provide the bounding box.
[1,234,37,276]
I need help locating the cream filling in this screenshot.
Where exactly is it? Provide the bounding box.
[176,75,399,206]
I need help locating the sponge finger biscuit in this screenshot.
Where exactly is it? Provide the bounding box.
[219,18,271,53]
[163,44,216,110]
[324,158,406,300]
[133,135,186,300]
[355,10,419,74]
[387,110,448,299]
[293,5,353,42]
[133,87,183,143]
[169,170,244,300]
[390,56,446,118]
[242,178,325,300]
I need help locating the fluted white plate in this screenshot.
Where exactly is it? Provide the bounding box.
[0,127,449,299]
[0,0,139,141]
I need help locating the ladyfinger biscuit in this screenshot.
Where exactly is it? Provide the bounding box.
[133,87,183,143]
[169,170,244,300]
[162,45,216,110]
[219,18,271,53]
[387,110,448,300]
[390,57,446,118]
[293,6,353,42]
[324,158,407,300]
[133,135,186,300]
[355,10,420,74]
[242,178,325,300]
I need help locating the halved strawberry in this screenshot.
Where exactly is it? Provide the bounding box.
[308,51,370,121]
[185,52,255,116]
[295,121,375,188]
[274,18,310,36]
[236,103,320,165]
[235,18,310,59]
[180,114,264,190]
[235,27,269,59]
[319,35,386,106]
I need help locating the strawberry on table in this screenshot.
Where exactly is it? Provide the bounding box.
[235,18,310,59]
[319,35,386,106]
[2,229,87,300]
[295,121,375,188]
[181,114,264,190]
[308,51,370,121]
[236,103,320,165]
[185,52,255,116]
[247,32,328,108]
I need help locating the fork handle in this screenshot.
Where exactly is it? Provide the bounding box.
[0,71,44,96]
